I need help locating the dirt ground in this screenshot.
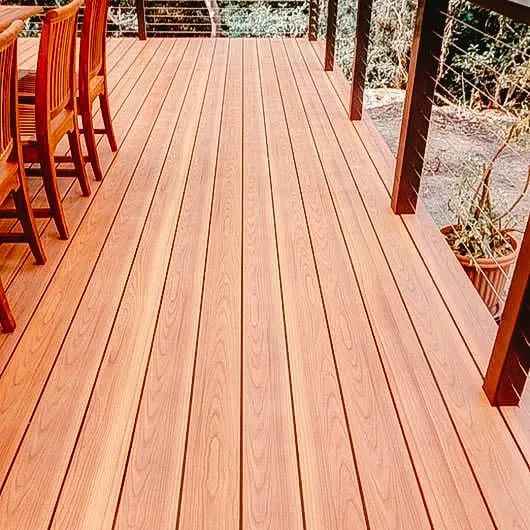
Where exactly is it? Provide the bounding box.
[366,89,530,234]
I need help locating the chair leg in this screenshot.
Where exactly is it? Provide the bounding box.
[68,124,91,197]
[99,87,117,152]
[13,182,46,265]
[0,278,16,333]
[80,101,104,182]
[39,147,69,240]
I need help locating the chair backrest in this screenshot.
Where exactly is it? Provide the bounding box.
[36,0,83,124]
[80,0,109,81]
[0,20,23,163]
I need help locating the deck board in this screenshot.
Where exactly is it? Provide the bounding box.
[295,39,495,529]
[113,39,220,529]
[260,38,367,530]
[241,39,303,530]
[178,38,240,529]
[277,39,431,528]
[51,39,199,529]
[0,39,180,526]
[0,38,528,529]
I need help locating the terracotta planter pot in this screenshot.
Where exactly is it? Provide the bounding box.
[441,225,518,315]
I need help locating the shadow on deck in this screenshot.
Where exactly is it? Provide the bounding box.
[0,37,528,529]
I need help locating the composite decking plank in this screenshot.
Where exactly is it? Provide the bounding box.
[296,39,496,529]
[259,38,367,530]
[0,38,157,374]
[113,39,225,530]
[177,38,240,530]
[0,38,146,291]
[0,41,177,513]
[275,39,431,529]
[348,115,530,464]
[310,40,498,377]
[300,39,530,527]
[241,38,304,530]
[49,40,206,530]
[310,40,530,463]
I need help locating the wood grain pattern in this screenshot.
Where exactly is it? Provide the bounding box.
[241,38,304,530]
[0,40,177,512]
[177,38,241,530]
[259,38,367,530]
[113,38,226,530]
[49,39,202,530]
[298,38,494,529]
[301,39,530,528]
[0,38,154,374]
[0,6,43,31]
[278,38,430,529]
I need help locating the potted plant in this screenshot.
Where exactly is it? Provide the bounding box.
[442,117,529,316]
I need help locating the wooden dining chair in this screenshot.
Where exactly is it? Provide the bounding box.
[19,0,117,183]
[78,0,117,181]
[17,0,90,240]
[0,21,46,332]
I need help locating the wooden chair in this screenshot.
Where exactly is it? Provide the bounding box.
[18,0,90,240]
[19,0,117,183]
[0,21,46,332]
[78,0,118,181]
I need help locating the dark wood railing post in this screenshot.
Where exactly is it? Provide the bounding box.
[308,0,320,41]
[136,0,147,40]
[391,0,449,214]
[484,215,530,405]
[324,0,338,70]
[349,0,373,120]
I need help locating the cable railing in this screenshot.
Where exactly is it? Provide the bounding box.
[0,1,141,36]
[321,0,529,406]
[3,0,310,38]
[135,0,309,39]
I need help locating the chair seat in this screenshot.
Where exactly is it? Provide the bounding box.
[18,69,36,101]
[0,161,19,204]
[18,104,76,156]
[18,69,105,104]
[18,104,37,144]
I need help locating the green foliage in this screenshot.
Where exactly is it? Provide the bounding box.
[328,0,416,87]
[222,1,307,37]
[440,2,530,112]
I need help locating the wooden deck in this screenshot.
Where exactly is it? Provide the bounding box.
[0,37,528,529]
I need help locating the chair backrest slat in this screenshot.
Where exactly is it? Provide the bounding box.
[36,0,83,124]
[0,21,23,162]
[81,0,109,79]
